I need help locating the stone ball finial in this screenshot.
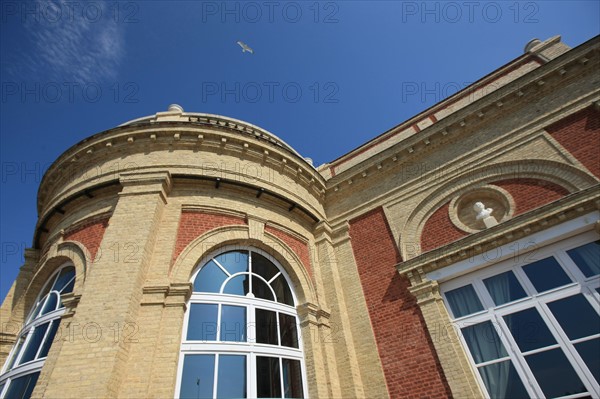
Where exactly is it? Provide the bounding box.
[168,104,184,113]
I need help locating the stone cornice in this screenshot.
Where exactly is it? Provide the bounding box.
[327,37,599,188]
[38,122,326,214]
[397,184,600,277]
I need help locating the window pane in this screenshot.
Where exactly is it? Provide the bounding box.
[567,241,600,277]
[40,292,59,316]
[503,308,556,352]
[179,354,215,399]
[522,257,571,293]
[53,266,75,293]
[216,251,248,275]
[445,285,484,318]
[38,320,61,358]
[6,335,26,370]
[256,309,278,345]
[526,348,586,398]
[483,271,527,306]
[220,305,246,342]
[252,252,279,281]
[282,358,303,398]
[257,356,281,398]
[575,338,600,383]
[217,355,246,398]
[279,313,299,349]
[478,360,529,399]
[462,321,508,364]
[253,276,274,301]
[3,371,40,399]
[271,275,294,306]
[194,261,227,293]
[222,275,250,297]
[547,294,600,340]
[187,304,218,341]
[19,323,50,364]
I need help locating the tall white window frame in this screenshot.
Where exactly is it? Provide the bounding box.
[0,262,76,399]
[175,246,308,399]
[440,230,600,399]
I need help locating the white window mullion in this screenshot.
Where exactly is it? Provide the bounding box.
[279,357,284,399]
[212,354,219,399]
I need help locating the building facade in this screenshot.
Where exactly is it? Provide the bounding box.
[0,35,598,398]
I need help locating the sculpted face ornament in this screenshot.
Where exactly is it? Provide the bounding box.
[473,201,498,228]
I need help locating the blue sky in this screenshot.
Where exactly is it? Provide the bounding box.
[1,0,599,301]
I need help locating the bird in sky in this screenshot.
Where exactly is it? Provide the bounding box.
[237,41,254,54]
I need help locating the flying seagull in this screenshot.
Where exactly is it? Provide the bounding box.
[237,41,254,54]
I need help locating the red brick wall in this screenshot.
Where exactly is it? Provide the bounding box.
[64,216,110,260]
[545,106,600,178]
[421,202,468,253]
[265,225,312,278]
[349,207,451,399]
[172,211,246,264]
[492,178,569,215]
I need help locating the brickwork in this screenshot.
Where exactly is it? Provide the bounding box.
[492,178,570,215]
[545,106,600,178]
[421,202,469,253]
[172,210,246,265]
[63,216,110,260]
[265,225,313,278]
[1,35,598,399]
[349,207,452,398]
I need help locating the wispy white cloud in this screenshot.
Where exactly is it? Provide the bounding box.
[23,0,125,82]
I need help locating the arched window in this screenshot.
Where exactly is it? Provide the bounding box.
[0,263,76,399]
[176,248,306,399]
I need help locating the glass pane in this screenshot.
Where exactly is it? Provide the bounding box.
[503,308,556,352]
[179,354,215,399]
[478,360,529,399]
[567,241,600,277]
[547,294,600,340]
[222,275,250,297]
[257,356,281,398]
[215,251,249,275]
[279,313,299,349]
[271,274,294,306]
[253,276,274,301]
[575,338,600,383]
[256,309,278,345]
[483,271,527,306]
[3,371,40,399]
[38,320,61,358]
[522,257,572,293]
[445,285,484,318]
[462,321,508,364]
[282,358,303,398]
[19,323,50,364]
[194,261,228,293]
[53,266,75,292]
[26,301,43,324]
[187,304,218,341]
[40,292,59,316]
[217,355,246,398]
[6,335,26,370]
[526,348,586,397]
[252,252,279,281]
[220,305,246,342]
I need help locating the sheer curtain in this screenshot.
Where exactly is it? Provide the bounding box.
[446,285,483,318]
[567,241,600,277]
